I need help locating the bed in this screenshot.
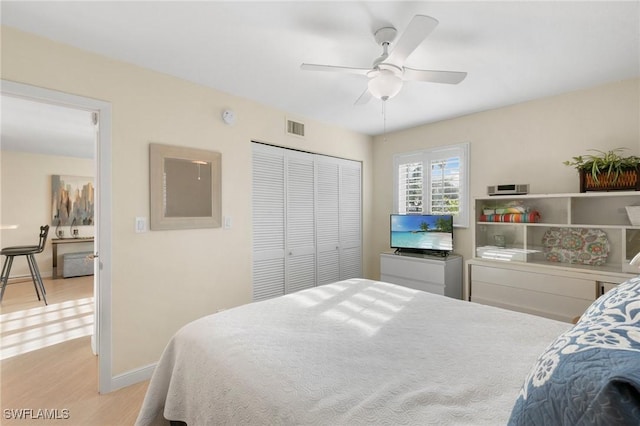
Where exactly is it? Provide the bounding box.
[135,277,640,426]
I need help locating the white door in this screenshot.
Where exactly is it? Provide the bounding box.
[316,159,340,285]
[339,162,362,279]
[252,144,286,300]
[285,151,316,294]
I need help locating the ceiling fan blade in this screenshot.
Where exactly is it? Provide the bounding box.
[300,63,370,76]
[403,68,467,84]
[354,88,372,105]
[386,15,438,66]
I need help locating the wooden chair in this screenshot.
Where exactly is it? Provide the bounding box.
[0,225,50,305]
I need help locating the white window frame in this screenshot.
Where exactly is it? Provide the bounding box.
[393,142,469,228]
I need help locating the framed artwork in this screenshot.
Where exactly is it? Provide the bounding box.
[149,143,222,230]
[51,174,94,226]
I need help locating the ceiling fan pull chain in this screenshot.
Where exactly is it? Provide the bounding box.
[382,100,387,142]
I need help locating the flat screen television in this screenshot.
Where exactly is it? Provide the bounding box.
[390,214,454,256]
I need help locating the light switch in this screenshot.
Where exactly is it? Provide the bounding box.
[223,216,232,230]
[135,217,147,233]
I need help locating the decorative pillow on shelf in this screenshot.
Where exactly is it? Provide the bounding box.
[542,227,610,266]
[508,276,640,425]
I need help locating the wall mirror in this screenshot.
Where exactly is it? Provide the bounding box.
[150,143,221,230]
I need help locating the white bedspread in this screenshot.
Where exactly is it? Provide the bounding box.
[136,279,570,425]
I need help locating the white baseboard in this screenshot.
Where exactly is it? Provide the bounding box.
[110,362,156,393]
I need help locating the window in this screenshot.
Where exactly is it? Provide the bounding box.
[393,142,469,227]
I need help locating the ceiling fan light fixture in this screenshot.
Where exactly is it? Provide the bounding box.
[368,69,403,101]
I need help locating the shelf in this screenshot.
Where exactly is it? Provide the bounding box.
[476,246,540,262]
[469,256,630,279]
[476,191,639,200]
[473,191,640,276]
[478,222,640,230]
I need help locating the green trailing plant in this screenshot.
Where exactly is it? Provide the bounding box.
[563,148,640,184]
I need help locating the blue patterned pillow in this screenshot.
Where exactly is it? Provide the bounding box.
[509,276,640,425]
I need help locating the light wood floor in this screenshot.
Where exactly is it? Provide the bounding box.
[1,276,149,425]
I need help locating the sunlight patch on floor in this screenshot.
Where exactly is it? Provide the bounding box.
[0,297,94,360]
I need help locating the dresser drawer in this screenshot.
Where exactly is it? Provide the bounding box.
[380,253,462,299]
[471,264,595,300]
[380,255,444,283]
[470,264,597,322]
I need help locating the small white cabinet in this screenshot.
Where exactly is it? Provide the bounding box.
[380,253,463,299]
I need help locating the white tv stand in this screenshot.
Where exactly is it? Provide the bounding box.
[380,252,463,299]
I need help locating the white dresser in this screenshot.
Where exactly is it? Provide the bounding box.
[380,253,463,299]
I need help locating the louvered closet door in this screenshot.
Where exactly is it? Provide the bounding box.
[340,161,362,279]
[316,159,340,285]
[286,151,316,293]
[252,144,286,301]
[252,143,361,301]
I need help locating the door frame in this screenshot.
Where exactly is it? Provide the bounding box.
[1,80,114,393]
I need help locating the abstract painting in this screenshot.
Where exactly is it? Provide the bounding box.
[51,175,94,226]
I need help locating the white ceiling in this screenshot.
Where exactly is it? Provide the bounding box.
[1,1,639,156]
[1,95,95,158]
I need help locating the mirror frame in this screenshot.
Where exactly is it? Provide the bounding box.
[150,143,221,230]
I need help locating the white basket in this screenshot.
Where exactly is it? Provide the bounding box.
[625,206,640,226]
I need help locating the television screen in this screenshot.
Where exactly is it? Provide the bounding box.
[390,214,454,253]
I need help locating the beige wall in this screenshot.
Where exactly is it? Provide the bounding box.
[1,27,373,376]
[372,78,640,278]
[0,151,94,277]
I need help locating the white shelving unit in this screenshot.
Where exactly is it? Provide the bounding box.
[467,192,640,322]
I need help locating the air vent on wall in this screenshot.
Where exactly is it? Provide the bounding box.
[286,118,305,138]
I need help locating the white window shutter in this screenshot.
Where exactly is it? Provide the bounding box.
[428,144,469,227]
[398,161,424,214]
[393,143,469,228]
[429,156,460,215]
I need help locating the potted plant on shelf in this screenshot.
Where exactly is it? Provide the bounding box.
[563,148,640,192]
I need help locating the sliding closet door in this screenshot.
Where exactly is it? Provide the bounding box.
[252,144,286,300]
[252,143,361,301]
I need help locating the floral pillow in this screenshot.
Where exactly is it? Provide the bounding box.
[508,276,640,425]
[542,227,610,266]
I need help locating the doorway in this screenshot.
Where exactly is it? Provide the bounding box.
[0,80,113,393]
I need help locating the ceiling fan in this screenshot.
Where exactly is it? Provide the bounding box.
[301,15,467,104]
